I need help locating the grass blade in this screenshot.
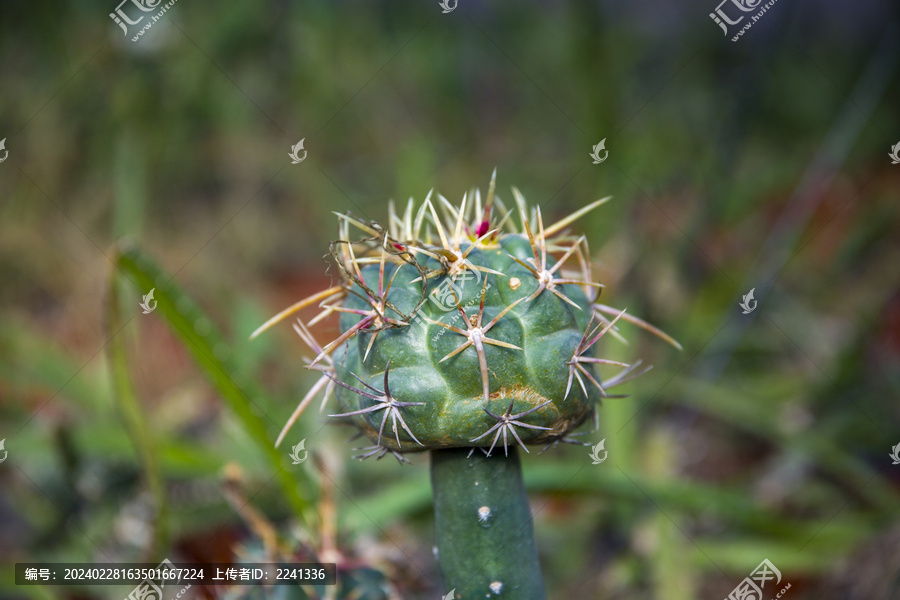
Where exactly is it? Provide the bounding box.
[111,242,315,527]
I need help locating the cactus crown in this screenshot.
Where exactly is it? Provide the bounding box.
[253,173,679,461]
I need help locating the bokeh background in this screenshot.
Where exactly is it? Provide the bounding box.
[2,0,899,598]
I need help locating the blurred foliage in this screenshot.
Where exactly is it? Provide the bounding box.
[1,1,900,599]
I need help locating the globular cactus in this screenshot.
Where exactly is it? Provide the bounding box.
[253,173,678,599]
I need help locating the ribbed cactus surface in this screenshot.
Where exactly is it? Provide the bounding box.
[254,174,678,457]
[331,233,599,453]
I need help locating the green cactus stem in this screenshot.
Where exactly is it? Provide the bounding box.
[431,447,545,600]
[252,172,680,596]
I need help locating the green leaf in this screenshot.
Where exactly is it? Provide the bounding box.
[106,275,169,558]
[111,242,315,527]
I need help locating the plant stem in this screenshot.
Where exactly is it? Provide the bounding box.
[430,448,546,600]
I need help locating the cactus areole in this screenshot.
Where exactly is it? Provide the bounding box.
[253,173,679,598]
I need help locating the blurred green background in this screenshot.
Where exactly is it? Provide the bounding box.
[1,1,899,598]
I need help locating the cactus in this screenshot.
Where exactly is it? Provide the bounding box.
[253,173,679,598]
